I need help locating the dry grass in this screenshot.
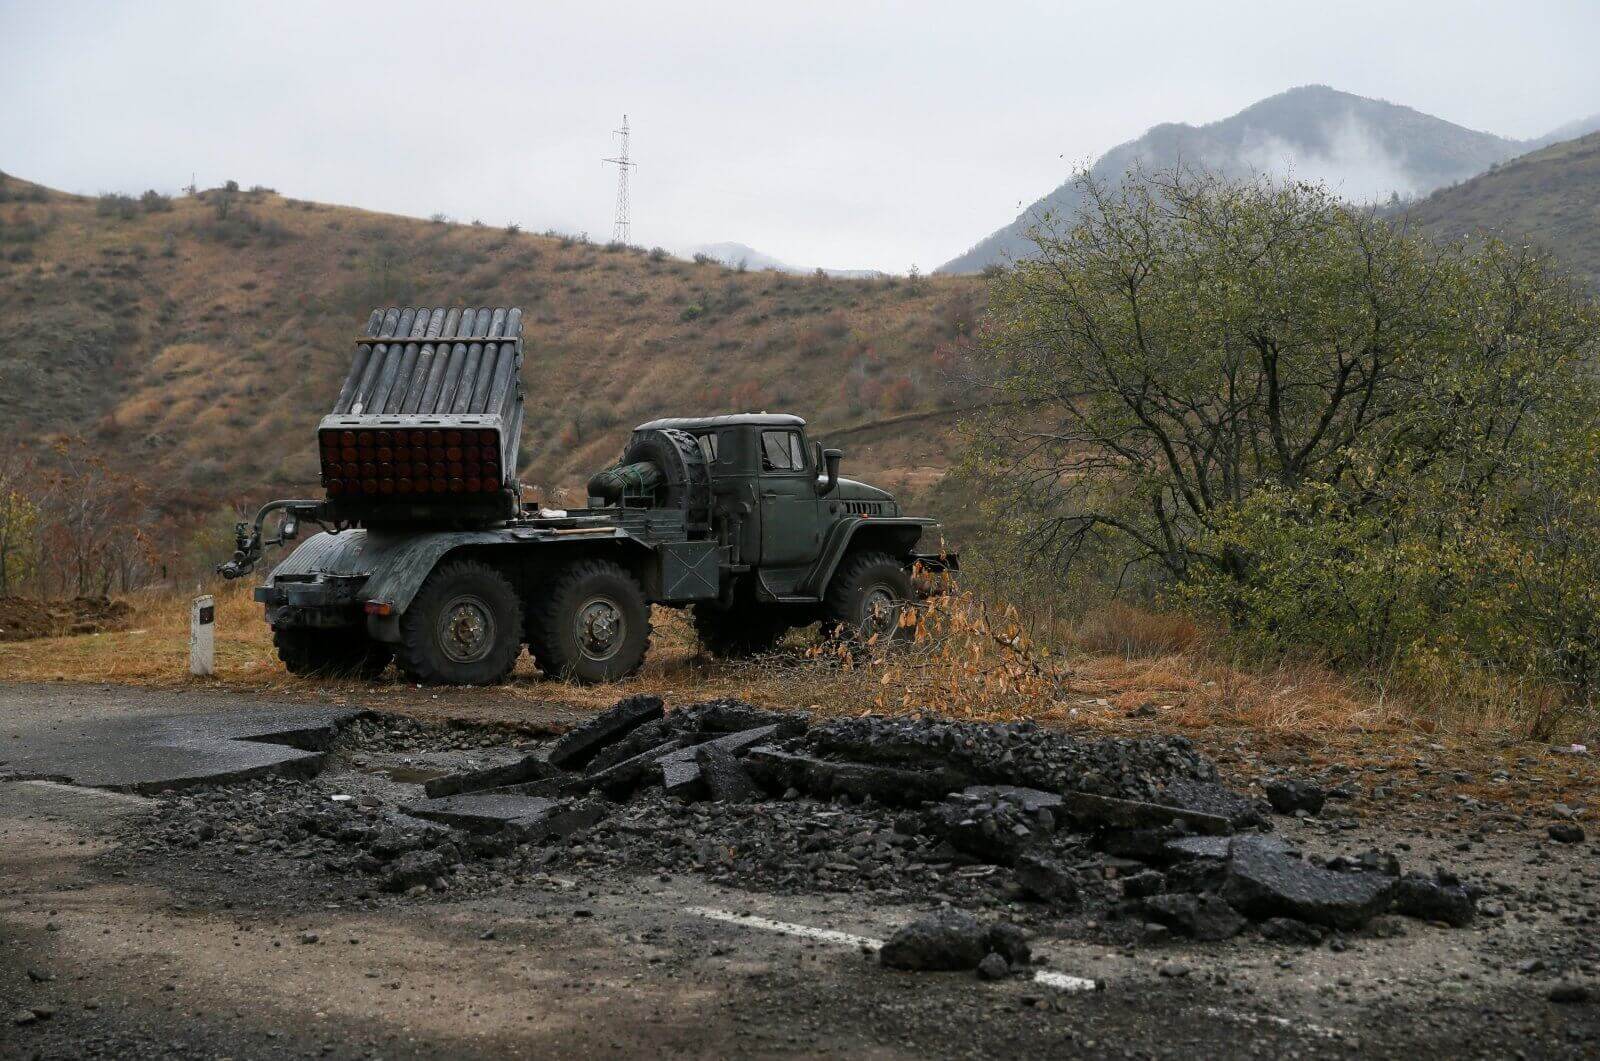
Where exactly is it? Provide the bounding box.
[5,575,1588,757]
[7,582,1594,818]
[0,581,1440,742]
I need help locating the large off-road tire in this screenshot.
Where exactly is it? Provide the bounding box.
[531,559,651,683]
[396,560,523,686]
[822,551,914,644]
[691,602,790,658]
[273,626,393,680]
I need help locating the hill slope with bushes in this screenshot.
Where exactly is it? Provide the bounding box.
[0,173,983,531]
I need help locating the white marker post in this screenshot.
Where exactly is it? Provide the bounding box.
[190,594,215,677]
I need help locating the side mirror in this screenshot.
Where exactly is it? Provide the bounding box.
[818,445,843,495]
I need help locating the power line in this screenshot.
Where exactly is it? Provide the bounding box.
[601,114,634,245]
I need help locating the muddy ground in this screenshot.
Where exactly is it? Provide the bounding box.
[2,681,1598,1059]
[0,598,132,643]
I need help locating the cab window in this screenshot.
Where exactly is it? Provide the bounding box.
[693,431,719,465]
[760,430,806,473]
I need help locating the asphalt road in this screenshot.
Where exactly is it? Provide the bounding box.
[2,681,1597,1059]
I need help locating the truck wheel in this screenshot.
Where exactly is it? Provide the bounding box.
[397,560,523,685]
[691,603,790,658]
[532,559,650,683]
[273,626,393,679]
[823,551,914,644]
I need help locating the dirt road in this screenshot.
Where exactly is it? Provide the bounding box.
[2,682,1597,1058]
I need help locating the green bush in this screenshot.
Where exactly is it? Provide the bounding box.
[966,167,1600,724]
[96,193,138,220]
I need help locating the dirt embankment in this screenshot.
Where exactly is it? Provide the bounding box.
[0,596,132,642]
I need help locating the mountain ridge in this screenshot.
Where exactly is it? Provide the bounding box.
[940,84,1530,274]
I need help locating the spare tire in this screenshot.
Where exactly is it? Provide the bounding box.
[616,427,713,533]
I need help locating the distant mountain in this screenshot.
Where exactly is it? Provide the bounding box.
[689,241,886,279]
[690,241,798,273]
[940,85,1527,274]
[1530,113,1600,151]
[1400,130,1600,290]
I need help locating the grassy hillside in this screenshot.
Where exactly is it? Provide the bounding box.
[0,173,985,530]
[1400,131,1600,290]
[942,85,1525,274]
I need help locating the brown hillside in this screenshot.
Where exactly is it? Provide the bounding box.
[0,173,984,525]
[1400,131,1600,290]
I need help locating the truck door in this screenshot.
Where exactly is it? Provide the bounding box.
[757,428,820,568]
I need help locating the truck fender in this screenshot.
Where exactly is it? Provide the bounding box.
[354,531,517,615]
[798,518,930,598]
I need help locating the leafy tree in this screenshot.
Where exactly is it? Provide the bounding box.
[964,168,1600,719]
[0,447,39,595]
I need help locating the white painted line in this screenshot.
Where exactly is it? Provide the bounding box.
[685,906,1099,993]
[1202,1006,1339,1040]
[687,906,882,951]
[1034,969,1100,992]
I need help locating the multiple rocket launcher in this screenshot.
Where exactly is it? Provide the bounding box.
[319,307,524,520]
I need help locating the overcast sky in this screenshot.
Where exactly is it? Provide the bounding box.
[3,1,1597,272]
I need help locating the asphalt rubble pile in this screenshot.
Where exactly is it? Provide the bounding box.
[131,695,1486,973]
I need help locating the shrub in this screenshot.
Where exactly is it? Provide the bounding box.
[96,193,138,220]
[678,303,705,322]
[967,167,1600,723]
[140,189,173,213]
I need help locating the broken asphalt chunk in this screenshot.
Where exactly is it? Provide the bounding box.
[960,785,1063,815]
[585,740,686,797]
[1258,917,1326,945]
[401,794,606,843]
[656,725,781,798]
[1141,893,1246,941]
[1014,853,1079,905]
[381,849,449,893]
[1263,778,1326,817]
[879,909,989,971]
[745,747,970,806]
[696,743,763,802]
[1158,779,1269,830]
[1219,836,1396,930]
[423,752,563,799]
[1059,790,1234,836]
[1391,872,1475,927]
[985,922,1032,966]
[547,695,665,769]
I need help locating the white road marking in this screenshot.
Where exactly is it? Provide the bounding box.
[1034,969,1100,992]
[686,906,1100,993]
[1202,1006,1340,1040]
[687,906,883,951]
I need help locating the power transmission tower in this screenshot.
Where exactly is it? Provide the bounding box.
[601,115,634,245]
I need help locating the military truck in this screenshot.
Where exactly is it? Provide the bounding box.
[219,306,955,685]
